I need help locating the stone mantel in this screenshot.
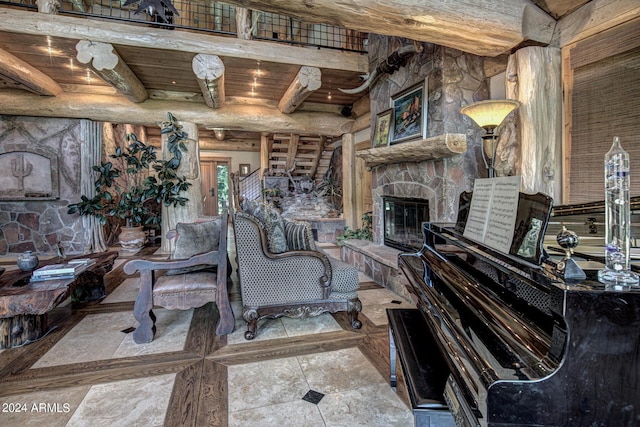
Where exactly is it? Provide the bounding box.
[356,133,467,169]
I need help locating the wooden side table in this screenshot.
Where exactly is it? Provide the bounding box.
[0,251,118,349]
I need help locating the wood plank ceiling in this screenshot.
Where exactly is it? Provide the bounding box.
[0,1,591,180]
[0,31,364,107]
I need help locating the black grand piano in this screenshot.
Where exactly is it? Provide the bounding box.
[394,191,640,426]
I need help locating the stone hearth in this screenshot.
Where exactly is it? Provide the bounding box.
[341,239,412,302]
[306,217,345,243]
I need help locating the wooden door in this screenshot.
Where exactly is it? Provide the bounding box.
[200,158,230,216]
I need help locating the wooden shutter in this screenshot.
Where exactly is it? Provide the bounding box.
[565,20,640,204]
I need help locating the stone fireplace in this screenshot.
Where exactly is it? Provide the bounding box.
[341,35,487,299]
[383,196,429,251]
[0,116,84,255]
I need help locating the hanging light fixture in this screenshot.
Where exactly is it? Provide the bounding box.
[213,128,225,141]
[460,99,520,178]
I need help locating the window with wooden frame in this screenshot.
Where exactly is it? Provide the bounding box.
[562,18,640,204]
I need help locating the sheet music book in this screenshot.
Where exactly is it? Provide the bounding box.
[462,176,521,254]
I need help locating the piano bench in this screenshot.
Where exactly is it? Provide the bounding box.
[387,309,456,427]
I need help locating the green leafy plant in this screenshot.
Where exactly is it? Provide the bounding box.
[67,112,192,227]
[315,176,342,211]
[262,187,283,198]
[337,212,373,246]
[262,186,283,209]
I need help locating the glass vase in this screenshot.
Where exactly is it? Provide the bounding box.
[598,137,639,287]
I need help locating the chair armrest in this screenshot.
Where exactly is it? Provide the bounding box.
[260,249,332,287]
[124,250,219,275]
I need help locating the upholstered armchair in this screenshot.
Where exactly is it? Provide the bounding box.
[233,201,362,339]
[124,209,234,344]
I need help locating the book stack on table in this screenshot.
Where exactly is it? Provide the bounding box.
[30,258,96,282]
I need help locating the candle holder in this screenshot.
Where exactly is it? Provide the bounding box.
[556,226,586,283]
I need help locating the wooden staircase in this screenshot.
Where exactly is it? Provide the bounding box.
[267,134,336,183]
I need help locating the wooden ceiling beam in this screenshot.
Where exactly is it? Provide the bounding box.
[192,53,225,109]
[217,0,556,56]
[351,94,370,119]
[0,90,354,136]
[76,40,147,103]
[350,112,370,134]
[277,66,322,113]
[0,9,366,72]
[146,135,260,151]
[199,138,261,152]
[0,47,62,96]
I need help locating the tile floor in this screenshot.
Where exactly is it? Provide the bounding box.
[0,242,417,426]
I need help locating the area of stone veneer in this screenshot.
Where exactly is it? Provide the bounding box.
[366,34,486,245]
[344,35,488,295]
[341,240,413,301]
[0,115,83,255]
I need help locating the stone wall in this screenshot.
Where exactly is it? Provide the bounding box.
[343,36,490,297]
[368,35,488,243]
[0,115,84,255]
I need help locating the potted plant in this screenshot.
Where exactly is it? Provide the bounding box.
[315,176,342,213]
[262,186,283,209]
[336,212,373,246]
[68,112,192,251]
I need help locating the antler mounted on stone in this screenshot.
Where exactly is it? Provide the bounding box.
[339,41,423,94]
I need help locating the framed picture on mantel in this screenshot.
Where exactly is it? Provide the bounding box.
[373,109,392,147]
[389,79,428,145]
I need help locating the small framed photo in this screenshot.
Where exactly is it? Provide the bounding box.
[373,109,392,147]
[239,164,250,176]
[390,79,428,145]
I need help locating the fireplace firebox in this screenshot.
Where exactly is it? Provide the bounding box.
[383,197,429,251]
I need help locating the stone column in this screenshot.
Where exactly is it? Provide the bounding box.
[161,121,204,253]
[81,120,107,253]
[505,46,562,199]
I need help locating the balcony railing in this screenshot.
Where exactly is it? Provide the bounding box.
[0,0,368,53]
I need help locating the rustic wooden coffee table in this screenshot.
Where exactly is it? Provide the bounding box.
[0,251,118,349]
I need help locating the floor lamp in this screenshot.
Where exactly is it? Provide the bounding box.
[460,100,520,178]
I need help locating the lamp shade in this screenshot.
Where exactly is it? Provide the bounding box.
[460,99,520,129]
[213,128,226,141]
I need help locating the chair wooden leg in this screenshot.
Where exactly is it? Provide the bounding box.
[215,279,234,335]
[133,309,156,344]
[243,308,258,340]
[133,270,156,344]
[244,319,257,340]
[348,297,362,330]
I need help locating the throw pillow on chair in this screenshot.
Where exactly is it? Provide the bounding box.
[166,219,220,275]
